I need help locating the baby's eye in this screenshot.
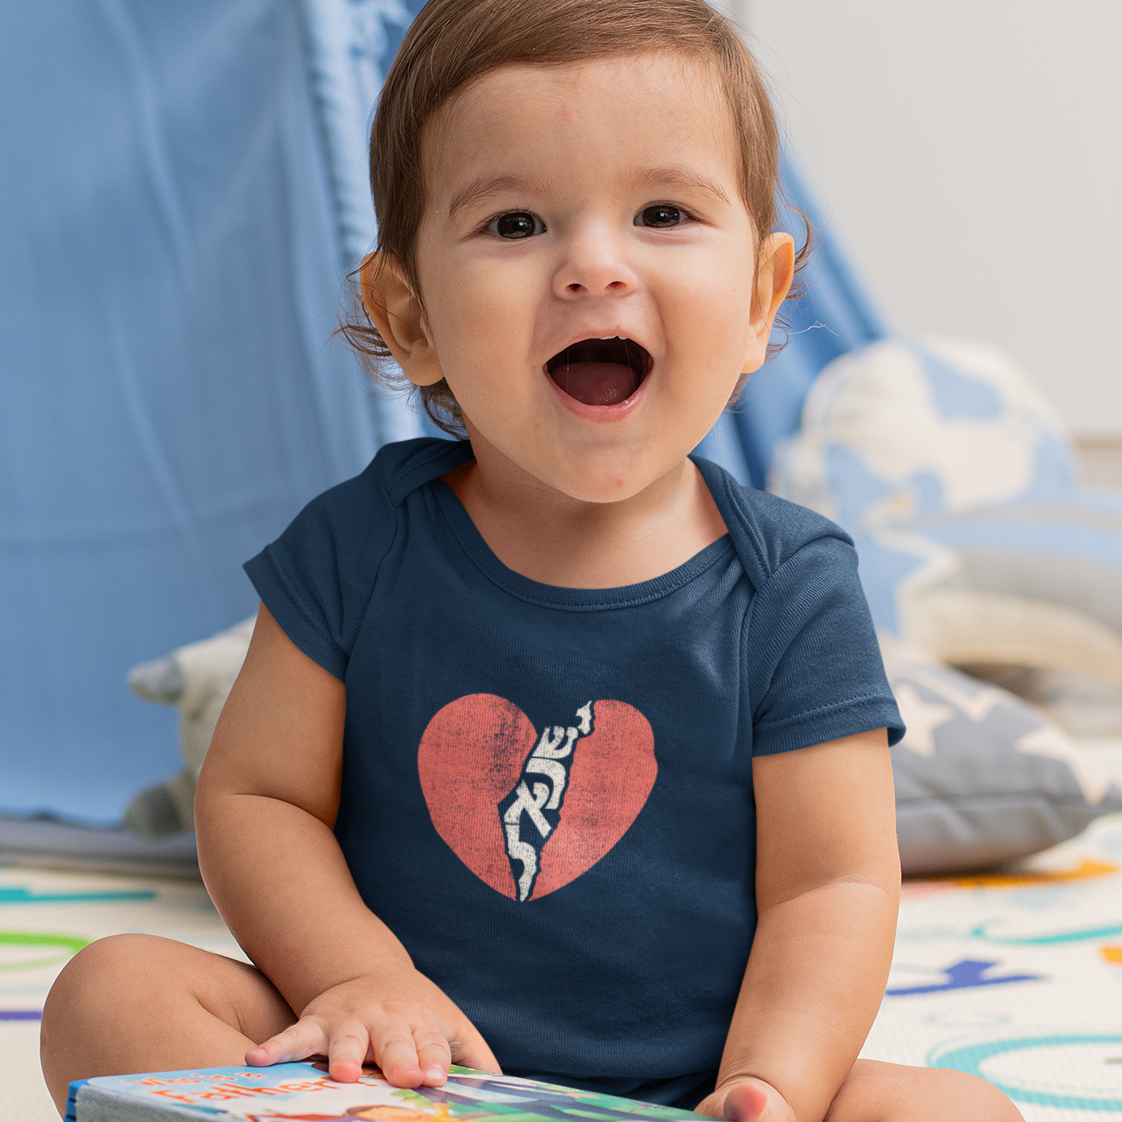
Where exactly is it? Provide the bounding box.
[635,204,685,228]
[488,211,545,239]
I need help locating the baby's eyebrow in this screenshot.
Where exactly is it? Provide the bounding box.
[627,165,732,206]
[447,173,551,220]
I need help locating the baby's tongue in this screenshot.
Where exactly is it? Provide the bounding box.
[550,361,638,407]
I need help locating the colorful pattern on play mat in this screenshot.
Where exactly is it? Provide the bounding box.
[9,817,1122,1119]
[0,866,242,1120]
[865,813,1122,1119]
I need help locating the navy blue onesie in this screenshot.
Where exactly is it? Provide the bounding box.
[245,437,903,1109]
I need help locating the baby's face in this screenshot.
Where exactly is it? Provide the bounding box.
[406,52,788,504]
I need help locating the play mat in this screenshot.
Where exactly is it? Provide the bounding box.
[5,810,1122,1121]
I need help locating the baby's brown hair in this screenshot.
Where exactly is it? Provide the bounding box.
[342,0,800,434]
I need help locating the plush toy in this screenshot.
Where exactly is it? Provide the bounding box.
[124,616,255,836]
[770,337,1122,732]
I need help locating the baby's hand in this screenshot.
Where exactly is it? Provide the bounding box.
[245,967,499,1087]
[696,1077,796,1122]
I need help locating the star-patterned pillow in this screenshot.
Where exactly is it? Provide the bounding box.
[886,654,1122,874]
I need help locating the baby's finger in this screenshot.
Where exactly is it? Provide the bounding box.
[451,1029,501,1076]
[245,1018,327,1067]
[701,1078,793,1122]
[326,1021,374,1084]
[372,1027,425,1088]
[716,1081,768,1122]
[411,1029,453,1086]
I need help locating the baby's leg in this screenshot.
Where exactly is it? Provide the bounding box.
[40,933,295,1116]
[823,1058,1024,1121]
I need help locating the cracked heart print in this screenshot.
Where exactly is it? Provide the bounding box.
[418,694,656,901]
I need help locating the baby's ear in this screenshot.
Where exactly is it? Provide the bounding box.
[360,253,445,387]
[742,232,796,375]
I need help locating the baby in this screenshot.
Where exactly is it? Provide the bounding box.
[41,1,1022,1119]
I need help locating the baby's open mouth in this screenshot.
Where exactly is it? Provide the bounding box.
[546,337,653,407]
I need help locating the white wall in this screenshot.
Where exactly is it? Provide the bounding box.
[745,1,1122,438]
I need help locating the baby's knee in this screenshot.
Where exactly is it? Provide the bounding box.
[44,934,192,1036]
[52,932,174,991]
[830,1059,1023,1121]
[921,1068,1023,1121]
[41,934,187,1108]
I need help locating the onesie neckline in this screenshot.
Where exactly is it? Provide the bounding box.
[427,456,736,612]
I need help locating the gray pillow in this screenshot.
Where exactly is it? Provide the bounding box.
[886,655,1122,874]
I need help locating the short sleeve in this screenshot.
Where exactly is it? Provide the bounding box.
[746,532,904,755]
[243,459,397,680]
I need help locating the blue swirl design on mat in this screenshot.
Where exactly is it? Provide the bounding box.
[0,886,155,905]
[930,1032,1122,1110]
[972,918,1122,945]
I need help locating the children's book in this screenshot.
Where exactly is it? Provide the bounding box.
[67,1063,707,1122]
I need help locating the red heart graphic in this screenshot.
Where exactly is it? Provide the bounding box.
[418,694,656,900]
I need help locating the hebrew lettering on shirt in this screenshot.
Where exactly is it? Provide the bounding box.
[498,702,593,901]
[418,693,657,900]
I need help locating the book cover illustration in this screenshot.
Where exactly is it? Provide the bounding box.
[68,1062,705,1122]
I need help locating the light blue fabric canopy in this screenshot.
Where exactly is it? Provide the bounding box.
[0,0,883,824]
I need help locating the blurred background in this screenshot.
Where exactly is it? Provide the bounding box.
[745,0,1122,454]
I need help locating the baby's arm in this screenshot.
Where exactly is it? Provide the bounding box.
[696,728,899,1122]
[194,604,498,1086]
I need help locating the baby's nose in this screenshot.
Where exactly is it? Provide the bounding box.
[553,232,638,297]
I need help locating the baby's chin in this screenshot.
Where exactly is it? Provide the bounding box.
[459,410,701,509]
[526,448,698,509]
